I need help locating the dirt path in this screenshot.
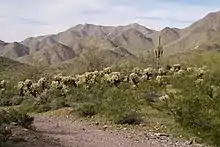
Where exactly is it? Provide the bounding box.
[31,115,202,147]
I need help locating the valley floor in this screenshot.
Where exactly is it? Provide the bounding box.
[6,114,205,147]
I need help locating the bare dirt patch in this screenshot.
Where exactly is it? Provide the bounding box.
[31,115,202,147]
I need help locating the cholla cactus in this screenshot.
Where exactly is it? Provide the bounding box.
[158,67,166,75]
[61,85,70,95]
[195,78,204,85]
[103,67,112,74]
[93,70,99,76]
[61,76,77,87]
[169,67,175,73]
[75,72,97,88]
[142,67,155,78]
[156,75,164,84]
[103,74,110,83]
[24,79,32,90]
[0,80,6,89]
[173,64,181,71]
[12,65,211,96]
[186,67,193,72]
[0,88,6,94]
[18,81,25,96]
[209,85,220,98]
[158,94,169,101]
[131,84,137,89]
[75,74,87,87]
[107,72,121,85]
[30,83,39,97]
[38,77,47,90]
[123,75,129,82]
[201,65,208,71]
[53,73,63,82]
[132,68,142,75]
[87,74,97,85]
[38,77,46,85]
[140,75,148,82]
[129,73,139,85]
[99,70,105,77]
[0,80,7,94]
[194,68,205,78]
[51,81,60,89]
[174,69,185,76]
[165,65,172,70]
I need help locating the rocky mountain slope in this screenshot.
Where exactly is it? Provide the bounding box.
[164,11,220,55]
[0,11,220,66]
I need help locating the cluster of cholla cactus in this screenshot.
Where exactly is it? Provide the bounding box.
[14,64,208,97]
[17,77,47,97]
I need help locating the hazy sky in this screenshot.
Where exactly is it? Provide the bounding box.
[0,0,219,42]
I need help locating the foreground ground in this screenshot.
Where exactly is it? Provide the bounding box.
[2,113,206,147]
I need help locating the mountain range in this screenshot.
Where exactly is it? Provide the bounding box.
[1,11,220,66]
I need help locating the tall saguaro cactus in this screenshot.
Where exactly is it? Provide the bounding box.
[154,36,163,69]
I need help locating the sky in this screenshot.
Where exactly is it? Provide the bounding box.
[0,0,219,42]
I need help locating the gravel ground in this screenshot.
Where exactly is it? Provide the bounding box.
[1,114,207,147]
[28,115,205,147]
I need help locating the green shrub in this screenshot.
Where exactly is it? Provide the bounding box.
[10,95,24,106]
[20,98,37,113]
[0,124,11,142]
[114,112,143,125]
[0,109,34,143]
[75,102,98,117]
[164,70,220,146]
[34,105,51,113]
[100,84,143,123]
[0,92,26,107]
[50,97,68,110]
[6,109,34,129]
[39,88,62,104]
[0,92,15,106]
[20,98,51,113]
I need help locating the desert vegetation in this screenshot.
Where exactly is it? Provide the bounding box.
[1,9,220,147]
[1,34,220,146]
[1,53,220,146]
[0,109,34,145]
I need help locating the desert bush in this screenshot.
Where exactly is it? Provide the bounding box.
[9,95,24,106]
[20,98,50,113]
[162,70,220,146]
[0,92,16,106]
[0,109,34,143]
[50,97,69,110]
[75,102,98,117]
[114,112,143,125]
[39,88,63,104]
[0,94,28,107]
[100,84,143,123]
[5,109,34,129]
[0,124,11,142]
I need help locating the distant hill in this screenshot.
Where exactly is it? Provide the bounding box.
[1,10,220,66]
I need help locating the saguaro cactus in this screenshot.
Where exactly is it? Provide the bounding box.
[154,36,163,69]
